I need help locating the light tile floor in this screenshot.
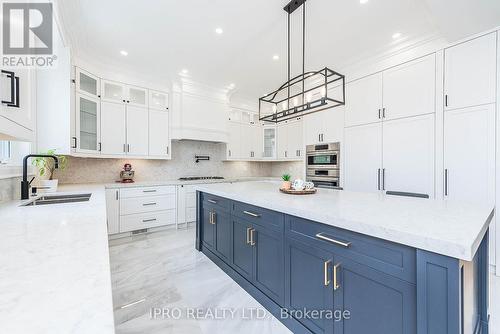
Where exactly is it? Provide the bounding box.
[109,226,500,334]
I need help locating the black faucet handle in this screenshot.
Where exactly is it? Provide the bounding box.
[29,176,35,185]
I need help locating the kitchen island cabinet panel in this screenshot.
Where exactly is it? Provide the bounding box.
[231,218,254,281]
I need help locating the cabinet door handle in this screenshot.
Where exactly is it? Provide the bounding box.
[246,227,252,244]
[142,218,157,223]
[250,228,256,246]
[316,233,351,248]
[127,144,130,153]
[98,142,102,152]
[1,70,19,108]
[207,199,217,204]
[229,149,231,157]
[72,137,77,149]
[377,168,381,191]
[143,189,157,193]
[123,144,127,153]
[143,202,157,206]
[382,108,386,118]
[243,210,261,218]
[333,263,341,291]
[115,190,119,200]
[167,146,169,155]
[378,109,381,119]
[324,260,332,286]
[211,212,216,225]
[444,169,449,196]
[445,94,448,107]
[382,168,386,191]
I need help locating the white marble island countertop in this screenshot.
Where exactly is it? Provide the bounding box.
[195,181,494,261]
[0,184,115,334]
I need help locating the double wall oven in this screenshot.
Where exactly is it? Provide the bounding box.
[306,142,341,189]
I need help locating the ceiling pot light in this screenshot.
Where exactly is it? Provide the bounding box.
[273,55,280,61]
[360,0,369,4]
[181,69,189,74]
[392,32,402,39]
[120,50,128,56]
[215,27,224,34]
[259,0,345,123]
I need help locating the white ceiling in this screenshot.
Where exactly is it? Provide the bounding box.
[56,0,500,100]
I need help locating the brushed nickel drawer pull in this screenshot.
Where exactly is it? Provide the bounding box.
[243,210,261,218]
[142,218,157,223]
[324,260,332,286]
[246,227,252,244]
[315,233,352,248]
[333,263,341,290]
[250,228,256,246]
[143,190,157,193]
[208,199,217,204]
[143,202,157,206]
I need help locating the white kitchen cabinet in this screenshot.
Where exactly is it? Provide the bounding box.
[344,73,383,127]
[304,111,324,145]
[127,86,148,108]
[344,123,383,193]
[105,189,120,234]
[75,93,101,154]
[126,106,149,156]
[75,67,100,98]
[101,79,126,103]
[250,124,263,159]
[177,184,197,226]
[149,110,170,158]
[240,124,253,160]
[277,120,304,160]
[226,121,242,159]
[444,32,497,110]
[262,126,277,159]
[383,54,436,120]
[149,90,169,111]
[100,101,126,155]
[444,104,495,204]
[382,114,435,198]
[0,68,35,133]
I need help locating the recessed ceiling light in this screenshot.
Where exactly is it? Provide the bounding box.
[228,83,235,89]
[392,32,402,39]
[120,50,128,56]
[181,69,189,74]
[360,0,368,4]
[273,55,280,61]
[215,27,224,34]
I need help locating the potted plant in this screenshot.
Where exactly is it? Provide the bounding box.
[282,174,292,190]
[32,149,67,193]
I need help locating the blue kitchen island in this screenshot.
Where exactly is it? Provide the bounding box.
[195,181,493,334]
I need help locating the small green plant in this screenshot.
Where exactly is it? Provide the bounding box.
[32,149,68,180]
[282,174,291,182]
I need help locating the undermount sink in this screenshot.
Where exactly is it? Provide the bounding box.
[22,193,92,206]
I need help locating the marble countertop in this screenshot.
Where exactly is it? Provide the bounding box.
[104,176,279,189]
[0,184,115,334]
[195,181,494,261]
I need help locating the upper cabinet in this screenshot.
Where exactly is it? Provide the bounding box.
[76,68,100,98]
[444,32,497,110]
[262,126,277,159]
[149,90,169,111]
[101,80,126,104]
[277,119,303,160]
[344,73,383,127]
[383,54,436,120]
[71,66,171,160]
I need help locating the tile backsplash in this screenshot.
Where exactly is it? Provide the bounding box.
[55,140,274,184]
[0,177,21,202]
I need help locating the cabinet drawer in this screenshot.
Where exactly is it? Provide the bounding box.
[233,201,284,232]
[286,215,416,284]
[120,185,176,198]
[120,210,176,232]
[120,194,176,215]
[201,193,231,211]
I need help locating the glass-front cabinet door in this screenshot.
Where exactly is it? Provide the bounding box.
[149,90,169,111]
[101,79,126,103]
[76,68,100,98]
[127,86,148,107]
[262,126,277,159]
[75,93,101,153]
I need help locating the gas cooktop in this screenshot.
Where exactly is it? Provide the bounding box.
[178,176,225,181]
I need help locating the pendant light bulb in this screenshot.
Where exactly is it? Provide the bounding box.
[306,93,312,103]
[282,101,288,111]
[321,87,327,98]
[272,104,277,113]
[293,97,299,107]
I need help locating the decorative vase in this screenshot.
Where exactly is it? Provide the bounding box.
[282,181,291,190]
[38,179,58,193]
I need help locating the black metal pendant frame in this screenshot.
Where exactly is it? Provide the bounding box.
[259,0,345,123]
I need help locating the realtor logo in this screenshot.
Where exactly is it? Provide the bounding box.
[2,2,53,55]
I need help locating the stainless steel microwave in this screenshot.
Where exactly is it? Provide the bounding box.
[306,143,340,168]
